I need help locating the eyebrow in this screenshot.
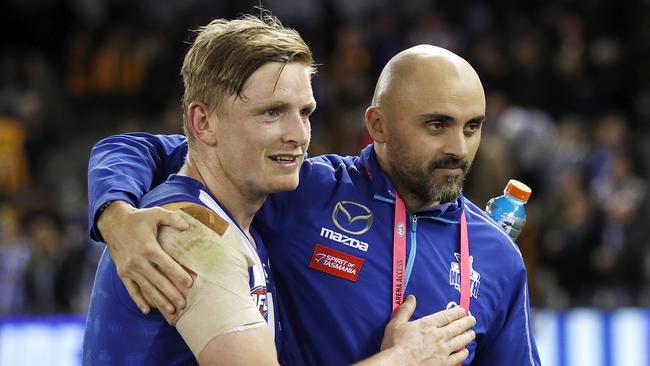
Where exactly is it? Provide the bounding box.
[251,100,317,115]
[419,113,486,124]
[251,102,290,114]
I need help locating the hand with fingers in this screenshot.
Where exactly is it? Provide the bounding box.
[380,295,476,366]
[97,201,193,317]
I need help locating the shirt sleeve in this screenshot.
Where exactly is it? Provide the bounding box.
[87,132,188,242]
[472,266,541,366]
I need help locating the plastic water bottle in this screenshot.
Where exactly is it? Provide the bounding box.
[485,179,532,241]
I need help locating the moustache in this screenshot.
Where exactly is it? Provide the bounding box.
[429,156,469,172]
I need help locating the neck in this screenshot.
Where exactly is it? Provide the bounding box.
[179,152,265,232]
[373,145,440,212]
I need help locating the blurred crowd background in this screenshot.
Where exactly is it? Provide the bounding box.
[1,0,650,317]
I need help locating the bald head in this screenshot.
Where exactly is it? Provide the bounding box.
[371,45,483,108]
[365,45,486,211]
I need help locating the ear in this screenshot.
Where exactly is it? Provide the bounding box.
[187,102,217,146]
[365,106,387,143]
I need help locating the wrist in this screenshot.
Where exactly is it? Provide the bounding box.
[97,200,135,237]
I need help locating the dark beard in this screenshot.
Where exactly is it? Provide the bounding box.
[390,155,469,206]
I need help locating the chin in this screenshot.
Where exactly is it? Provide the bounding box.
[268,176,300,193]
[433,185,463,204]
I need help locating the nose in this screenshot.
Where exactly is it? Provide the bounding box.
[442,127,468,158]
[282,112,311,147]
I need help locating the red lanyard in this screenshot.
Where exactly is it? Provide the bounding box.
[392,192,471,315]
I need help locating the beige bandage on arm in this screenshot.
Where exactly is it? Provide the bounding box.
[157,203,266,356]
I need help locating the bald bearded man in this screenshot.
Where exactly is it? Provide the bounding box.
[88,45,540,365]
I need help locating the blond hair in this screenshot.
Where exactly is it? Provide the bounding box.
[181,13,314,142]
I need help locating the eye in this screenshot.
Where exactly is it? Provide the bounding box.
[264,108,280,117]
[300,107,314,118]
[464,122,482,134]
[426,120,445,130]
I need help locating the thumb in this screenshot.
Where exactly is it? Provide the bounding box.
[391,294,416,324]
[157,209,189,231]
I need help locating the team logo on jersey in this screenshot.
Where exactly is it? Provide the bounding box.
[332,201,373,235]
[309,244,364,281]
[449,253,481,299]
[251,286,268,319]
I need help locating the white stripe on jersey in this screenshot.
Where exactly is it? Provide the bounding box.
[198,190,272,335]
[524,281,535,365]
[266,291,275,338]
[307,160,339,171]
[198,190,265,286]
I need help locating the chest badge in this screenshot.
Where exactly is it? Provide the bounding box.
[309,244,364,282]
[332,201,373,235]
[449,253,481,299]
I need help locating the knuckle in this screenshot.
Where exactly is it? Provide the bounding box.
[140,245,160,258]
[457,321,469,334]
[148,292,166,307]
[452,306,464,318]
[122,256,141,271]
[116,264,132,277]
[139,247,153,258]
[152,206,169,217]
[430,328,445,342]
[149,292,164,304]
[443,309,458,322]
[123,281,137,294]
[130,208,147,219]
[441,341,453,355]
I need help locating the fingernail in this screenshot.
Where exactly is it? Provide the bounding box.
[166,305,175,313]
[177,301,185,309]
[141,307,149,314]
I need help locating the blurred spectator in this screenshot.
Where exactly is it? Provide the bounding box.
[0,116,31,193]
[0,202,30,314]
[538,171,599,307]
[90,25,145,97]
[588,113,628,183]
[543,115,591,187]
[22,211,66,313]
[589,151,647,306]
[495,105,557,193]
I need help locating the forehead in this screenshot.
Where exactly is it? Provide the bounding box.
[238,62,314,106]
[392,62,485,119]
